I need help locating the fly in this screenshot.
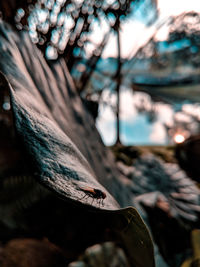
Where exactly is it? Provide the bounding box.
[79,186,106,207]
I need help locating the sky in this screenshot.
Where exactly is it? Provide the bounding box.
[158,0,200,17]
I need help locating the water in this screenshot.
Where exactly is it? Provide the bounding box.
[96,87,173,146]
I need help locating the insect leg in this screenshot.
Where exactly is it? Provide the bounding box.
[97,198,102,208]
[78,192,89,201]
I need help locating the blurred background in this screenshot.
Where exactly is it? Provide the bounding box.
[2,0,200,147]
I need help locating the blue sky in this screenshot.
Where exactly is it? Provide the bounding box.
[120,115,155,145]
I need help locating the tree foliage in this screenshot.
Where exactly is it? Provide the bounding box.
[13,0,134,69]
[135,11,200,71]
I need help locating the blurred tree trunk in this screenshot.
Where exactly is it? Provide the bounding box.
[77,33,109,93]
[115,18,122,145]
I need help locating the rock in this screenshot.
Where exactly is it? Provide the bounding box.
[127,153,200,224]
[176,134,200,182]
[68,242,130,267]
[116,152,200,265]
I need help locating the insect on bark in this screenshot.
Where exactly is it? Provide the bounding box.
[79,186,106,207]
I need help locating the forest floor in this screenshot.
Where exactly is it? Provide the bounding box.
[111,144,176,165]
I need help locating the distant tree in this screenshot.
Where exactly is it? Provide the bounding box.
[166,12,200,68]
[114,16,122,144]
[135,12,200,72]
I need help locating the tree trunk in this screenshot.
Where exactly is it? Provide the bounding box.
[115,21,122,145]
